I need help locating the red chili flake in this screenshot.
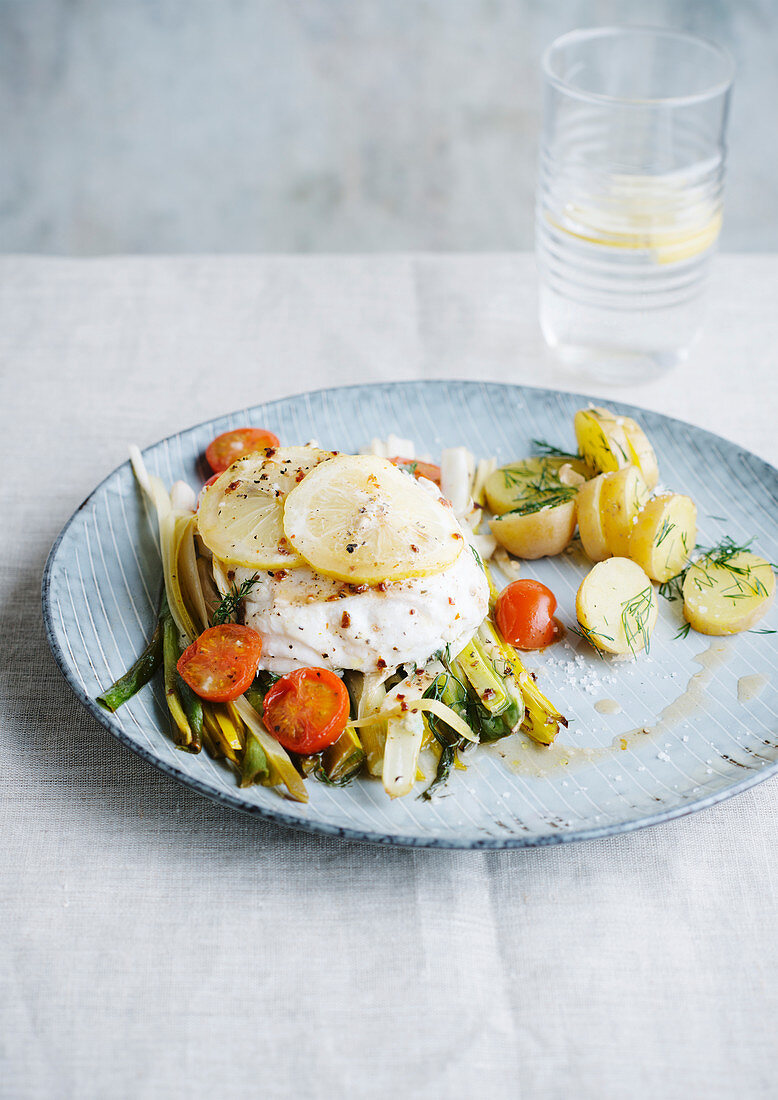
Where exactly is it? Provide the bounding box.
[227,481,241,492]
[341,611,351,628]
[377,582,388,592]
[273,570,289,580]
[377,658,387,670]
[448,597,455,606]
[410,544,419,553]
[295,469,306,482]
[452,532,463,540]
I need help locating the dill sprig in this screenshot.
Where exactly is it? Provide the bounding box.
[530,438,578,459]
[569,623,609,659]
[503,487,578,517]
[658,535,767,605]
[212,573,262,626]
[621,585,654,657]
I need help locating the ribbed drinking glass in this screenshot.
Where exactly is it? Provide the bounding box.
[536,27,734,382]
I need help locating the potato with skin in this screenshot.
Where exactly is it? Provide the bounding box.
[484,456,590,516]
[629,493,697,583]
[576,473,610,562]
[490,498,577,559]
[576,558,658,657]
[623,421,659,490]
[575,407,659,488]
[683,551,775,635]
[574,409,633,475]
[599,467,650,557]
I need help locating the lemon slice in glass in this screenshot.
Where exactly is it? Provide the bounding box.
[282,454,465,584]
[197,446,334,568]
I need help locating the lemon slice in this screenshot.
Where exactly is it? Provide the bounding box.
[282,454,465,584]
[197,446,334,568]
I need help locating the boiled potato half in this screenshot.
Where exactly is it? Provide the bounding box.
[484,455,589,516]
[683,550,775,635]
[490,498,577,559]
[575,473,610,562]
[574,406,659,488]
[576,557,658,657]
[629,493,697,583]
[574,409,633,475]
[599,467,650,557]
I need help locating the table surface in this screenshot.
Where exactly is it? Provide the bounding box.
[2,253,776,1100]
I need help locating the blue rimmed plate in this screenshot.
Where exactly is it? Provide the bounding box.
[42,381,778,848]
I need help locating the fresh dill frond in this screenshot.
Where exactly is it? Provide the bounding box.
[503,487,578,517]
[530,438,578,459]
[569,623,609,659]
[621,585,654,657]
[674,621,692,640]
[658,574,685,603]
[655,516,676,548]
[750,628,777,635]
[212,573,262,625]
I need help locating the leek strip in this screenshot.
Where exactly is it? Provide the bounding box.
[232,696,309,803]
[380,668,437,798]
[130,446,198,643]
[213,704,244,752]
[199,721,221,760]
[320,727,365,784]
[476,623,525,730]
[197,557,222,624]
[176,514,209,632]
[482,560,501,607]
[240,731,271,788]
[472,457,497,507]
[383,711,425,798]
[202,707,238,763]
[345,670,389,777]
[96,615,162,712]
[161,605,193,747]
[350,698,477,744]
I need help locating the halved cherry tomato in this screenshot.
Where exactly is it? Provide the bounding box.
[495,579,560,650]
[205,428,280,474]
[263,667,349,754]
[389,457,442,485]
[177,624,263,702]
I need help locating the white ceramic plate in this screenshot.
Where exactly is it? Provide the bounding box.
[42,381,778,847]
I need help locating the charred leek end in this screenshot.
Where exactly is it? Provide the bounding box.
[483,619,566,746]
[454,636,510,716]
[96,615,163,712]
[318,727,365,786]
[519,673,566,746]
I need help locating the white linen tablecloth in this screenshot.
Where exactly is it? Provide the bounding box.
[1,254,776,1100]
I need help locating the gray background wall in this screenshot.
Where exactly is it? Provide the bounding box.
[1,0,775,255]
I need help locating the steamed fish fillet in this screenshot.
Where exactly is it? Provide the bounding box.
[213,548,489,675]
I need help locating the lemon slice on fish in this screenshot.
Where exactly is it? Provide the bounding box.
[282,454,465,584]
[197,445,335,568]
